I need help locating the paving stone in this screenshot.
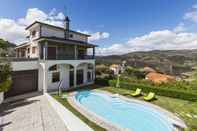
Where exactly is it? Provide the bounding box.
[0,95,68,131]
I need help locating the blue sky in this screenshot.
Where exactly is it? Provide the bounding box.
[1,0,197,55]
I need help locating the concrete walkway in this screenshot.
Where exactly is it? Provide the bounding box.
[0,95,68,131]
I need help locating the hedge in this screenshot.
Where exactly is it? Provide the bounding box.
[109,80,197,101]
[95,78,110,86]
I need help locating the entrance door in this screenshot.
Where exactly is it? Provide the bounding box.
[69,70,74,87]
[87,71,92,82]
[77,69,84,85]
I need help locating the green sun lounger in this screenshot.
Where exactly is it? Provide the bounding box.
[131,88,142,97]
[144,92,155,101]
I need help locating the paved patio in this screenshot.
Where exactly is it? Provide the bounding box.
[0,95,68,131]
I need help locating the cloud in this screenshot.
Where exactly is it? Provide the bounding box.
[89,32,110,41]
[0,6,110,44]
[184,4,197,23]
[77,30,110,41]
[97,4,197,56]
[0,8,65,44]
[97,30,197,56]
[0,19,27,43]
[173,23,186,33]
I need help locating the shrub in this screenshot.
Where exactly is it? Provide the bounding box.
[95,77,111,86]
[119,75,197,93]
[124,67,145,79]
[0,39,12,92]
[0,79,12,92]
[109,80,197,101]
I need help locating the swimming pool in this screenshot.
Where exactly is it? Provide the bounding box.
[75,90,175,131]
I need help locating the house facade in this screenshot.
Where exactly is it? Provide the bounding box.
[5,16,96,98]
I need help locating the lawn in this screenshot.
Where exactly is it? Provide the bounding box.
[100,86,197,129]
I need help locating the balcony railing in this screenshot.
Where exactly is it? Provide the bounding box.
[5,55,95,61]
[0,57,38,62]
[77,55,95,60]
[46,55,95,60]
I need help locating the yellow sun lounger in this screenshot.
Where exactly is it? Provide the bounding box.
[144,92,155,101]
[130,88,142,97]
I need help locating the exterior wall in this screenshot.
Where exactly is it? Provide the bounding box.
[11,61,41,92]
[29,41,39,58]
[41,25,65,38]
[29,25,40,41]
[69,32,88,42]
[12,61,38,71]
[44,60,95,91]
[47,63,94,91]
[11,59,95,94]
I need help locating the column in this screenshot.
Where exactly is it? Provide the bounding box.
[74,66,77,88]
[42,64,48,94]
[43,41,48,60]
[38,43,42,60]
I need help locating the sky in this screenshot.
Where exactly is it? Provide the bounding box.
[1,0,197,55]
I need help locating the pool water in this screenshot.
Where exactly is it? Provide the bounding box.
[75,91,173,131]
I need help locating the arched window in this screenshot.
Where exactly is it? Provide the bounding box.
[49,65,58,71]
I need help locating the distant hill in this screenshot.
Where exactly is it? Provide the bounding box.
[0,39,16,57]
[96,49,197,75]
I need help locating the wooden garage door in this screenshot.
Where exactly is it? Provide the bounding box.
[5,70,38,98]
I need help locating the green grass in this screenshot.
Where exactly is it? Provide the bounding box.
[52,94,106,131]
[100,86,197,129]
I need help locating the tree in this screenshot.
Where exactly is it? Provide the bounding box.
[0,39,12,92]
[125,66,145,79]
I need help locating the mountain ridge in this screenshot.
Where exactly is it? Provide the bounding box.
[96,49,197,75]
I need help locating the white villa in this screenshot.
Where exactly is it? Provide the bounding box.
[5,16,96,98]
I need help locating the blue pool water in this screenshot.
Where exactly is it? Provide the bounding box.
[75,91,173,131]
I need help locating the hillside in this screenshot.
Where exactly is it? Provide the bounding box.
[96,49,197,75]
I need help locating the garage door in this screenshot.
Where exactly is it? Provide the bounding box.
[5,70,38,98]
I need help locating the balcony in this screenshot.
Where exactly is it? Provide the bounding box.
[45,55,95,60]
[1,57,38,62]
[40,43,95,61]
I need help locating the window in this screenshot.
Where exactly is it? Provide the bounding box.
[27,48,30,53]
[49,65,57,71]
[69,34,73,38]
[31,30,36,37]
[32,47,36,54]
[52,72,60,83]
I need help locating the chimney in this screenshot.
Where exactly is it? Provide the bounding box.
[64,16,70,39]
